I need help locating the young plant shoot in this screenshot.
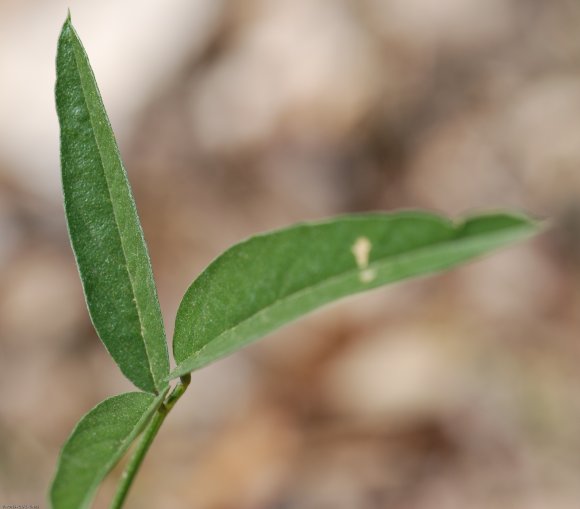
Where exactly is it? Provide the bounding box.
[51,14,542,509]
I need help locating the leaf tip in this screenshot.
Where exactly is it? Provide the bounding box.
[59,8,74,41]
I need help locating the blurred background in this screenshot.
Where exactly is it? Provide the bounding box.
[1,0,580,507]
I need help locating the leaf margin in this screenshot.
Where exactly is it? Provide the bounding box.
[170,210,541,379]
[55,15,170,393]
[50,389,168,509]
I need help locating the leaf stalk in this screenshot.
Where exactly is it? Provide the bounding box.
[109,375,191,509]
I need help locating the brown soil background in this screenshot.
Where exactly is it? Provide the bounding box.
[1,1,580,508]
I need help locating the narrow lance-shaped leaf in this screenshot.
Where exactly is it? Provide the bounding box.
[172,211,540,378]
[55,16,169,393]
[50,390,168,509]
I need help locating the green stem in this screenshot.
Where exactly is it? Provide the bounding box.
[110,375,191,509]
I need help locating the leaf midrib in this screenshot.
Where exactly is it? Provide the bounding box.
[56,390,167,509]
[69,34,157,391]
[173,223,532,376]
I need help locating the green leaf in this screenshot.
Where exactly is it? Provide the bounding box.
[50,390,168,509]
[171,211,539,378]
[55,17,169,393]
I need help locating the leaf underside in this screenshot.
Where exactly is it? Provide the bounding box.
[171,211,539,378]
[56,18,169,393]
[50,390,167,509]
